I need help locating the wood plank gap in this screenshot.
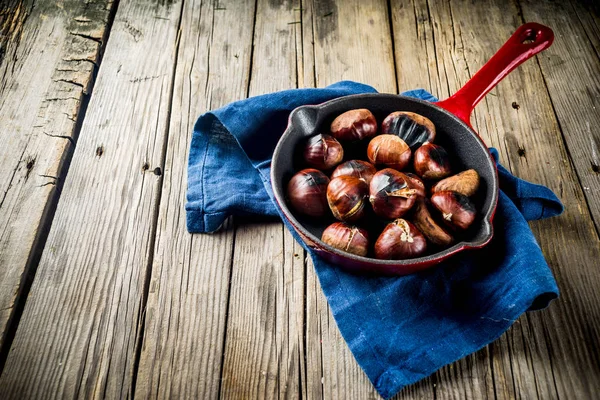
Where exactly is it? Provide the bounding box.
[217,219,238,399]
[128,1,186,397]
[538,314,561,399]
[514,0,600,238]
[386,0,399,94]
[245,0,259,98]
[0,0,120,375]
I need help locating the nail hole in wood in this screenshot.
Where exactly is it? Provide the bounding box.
[142,162,149,171]
[512,101,520,110]
[153,167,162,176]
[96,146,104,157]
[592,162,599,173]
[26,158,35,170]
[518,147,526,157]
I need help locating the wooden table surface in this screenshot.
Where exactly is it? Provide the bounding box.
[1,0,599,398]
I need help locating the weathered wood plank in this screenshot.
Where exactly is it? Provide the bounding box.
[133,0,256,398]
[389,0,600,399]
[517,0,600,232]
[219,0,307,398]
[0,0,114,352]
[305,0,398,398]
[0,1,183,398]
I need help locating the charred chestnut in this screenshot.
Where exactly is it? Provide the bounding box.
[322,222,369,257]
[412,198,454,246]
[374,219,427,260]
[431,191,476,230]
[431,169,480,197]
[327,176,369,222]
[367,134,412,171]
[331,160,377,184]
[404,172,426,197]
[369,169,417,219]
[414,142,451,180]
[330,109,378,141]
[287,169,330,217]
[381,111,436,150]
[302,134,344,170]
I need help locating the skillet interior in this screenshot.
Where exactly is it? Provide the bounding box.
[271,94,498,268]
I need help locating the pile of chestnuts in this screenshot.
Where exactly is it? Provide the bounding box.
[286,108,481,260]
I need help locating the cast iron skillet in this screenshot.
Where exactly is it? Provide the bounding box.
[271,23,554,275]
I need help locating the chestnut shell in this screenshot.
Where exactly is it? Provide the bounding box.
[331,160,377,184]
[321,222,369,257]
[302,134,344,170]
[369,168,417,219]
[286,169,330,217]
[404,172,426,197]
[411,198,454,246]
[431,190,476,230]
[413,142,452,180]
[381,111,436,150]
[367,134,412,171]
[431,169,480,197]
[327,176,369,222]
[374,219,427,260]
[330,109,378,141]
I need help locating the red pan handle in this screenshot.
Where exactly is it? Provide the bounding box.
[436,23,554,127]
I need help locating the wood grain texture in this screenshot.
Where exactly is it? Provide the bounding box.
[390,0,600,398]
[517,0,600,233]
[305,1,397,398]
[0,0,183,397]
[134,0,256,398]
[0,0,114,351]
[219,0,307,398]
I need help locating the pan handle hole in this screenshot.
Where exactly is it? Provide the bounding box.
[521,30,537,44]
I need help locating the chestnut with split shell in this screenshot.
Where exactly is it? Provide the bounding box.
[302,134,344,170]
[327,176,369,222]
[367,134,412,171]
[321,222,369,257]
[381,111,436,151]
[431,191,476,231]
[414,142,452,180]
[432,169,480,197]
[286,169,330,217]
[374,218,427,260]
[330,109,378,141]
[331,160,377,184]
[412,198,454,246]
[369,168,418,219]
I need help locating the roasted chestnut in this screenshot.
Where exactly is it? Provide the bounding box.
[404,172,426,197]
[330,109,378,141]
[369,168,417,219]
[302,134,344,170]
[413,142,451,180]
[374,219,427,260]
[431,191,476,230]
[331,160,377,184]
[381,111,436,150]
[431,169,480,197]
[367,134,412,171]
[412,198,454,246]
[327,176,369,222]
[287,169,330,217]
[322,222,369,257]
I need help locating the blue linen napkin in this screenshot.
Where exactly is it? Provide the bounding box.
[186,81,563,398]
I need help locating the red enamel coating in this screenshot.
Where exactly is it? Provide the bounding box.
[437,23,554,127]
